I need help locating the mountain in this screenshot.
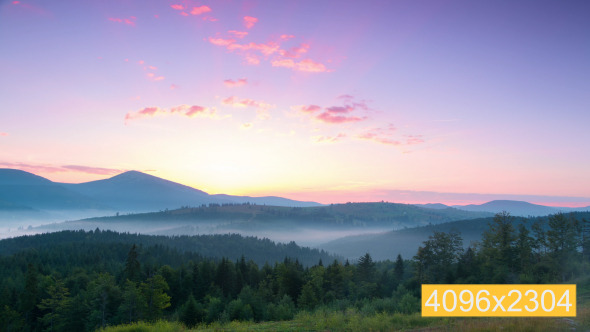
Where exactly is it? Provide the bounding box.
[213,194,321,208]
[414,203,450,210]
[60,171,216,211]
[0,168,104,210]
[61,170,321,211]
[453,200,564,217]
[0,169,321,217]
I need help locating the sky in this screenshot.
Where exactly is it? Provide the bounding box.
[1,0,589,206]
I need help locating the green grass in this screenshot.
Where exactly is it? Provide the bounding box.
[101,300,590,332]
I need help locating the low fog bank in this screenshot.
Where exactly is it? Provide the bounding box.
[0,209,118,239]
[5,216,394,249]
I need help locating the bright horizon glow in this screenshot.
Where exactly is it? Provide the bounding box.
[1,1,589,207]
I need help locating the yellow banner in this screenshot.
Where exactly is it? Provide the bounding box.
[421,284,576,317]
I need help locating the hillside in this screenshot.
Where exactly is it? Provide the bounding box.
[319,211,590,260]
[0,229,335,267]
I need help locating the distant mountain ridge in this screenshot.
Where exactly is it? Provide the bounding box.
[452,200,589,217]
[0,168,321,215]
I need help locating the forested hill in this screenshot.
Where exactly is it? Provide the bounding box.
[77,202,493,228]
[0,230,336,267]
[320,211,590,260]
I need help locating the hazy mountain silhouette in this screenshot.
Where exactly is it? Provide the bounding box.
[0,169,320,215]
[0,168,103,210]
[452,200,578,217]
[61,171,215,211]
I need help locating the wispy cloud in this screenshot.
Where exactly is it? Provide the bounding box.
[291,105,321,113]
[207,19,329,72]
[125,106,166,122]
[0,162,124,175]
[61,165,124,175]
[0,132,8,137]
[108,16,136,27]
[357,125,425,146]
[228,30,248,39]
[243,16,258,29]
[170,84,179,90]
[294,96,369,124]
[271,58,328,72]
[208,37,236,46]
[170,4,184,10]
[279,44,310,58]
[313,133,346,143]
[316,112,364,124]
[190,5,211,15]
[221,96,273,110]
[224,78,248,87]
[125,104,218,123]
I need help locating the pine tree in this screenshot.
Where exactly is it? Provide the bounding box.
[37,278,71,332]
[180,294,201,328]
[140,274,171,321]
[394,254,404,281]
[124,244,141,282]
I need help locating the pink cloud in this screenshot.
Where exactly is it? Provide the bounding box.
[61,165,124,175]
[185,105,209,117]
[227,41,281,56]
[325,105,354,114]
[170,4,184,10]
[180,12,189,16]
[0,132,8,137]
[170,84,179,90]
[244,54,260,65]
[271,58,294,68]
[108,16,136,27]
[295,59,328,72]
[358,132,400,145]
[292,105,321,113]
[228,30,248,39]
[224,78,248,87]
[316,112,364,124]
[272,58,328,72]
[280,34,295,40]
[12,1,20,4]
[243,16,258,29]
[208,37,236,46]
[126,104,217,122]
[314,133,346,143]
[279,44,310,58]
[202,16,218,22]
[170,105,189,113]
[191,5,211,15]
[125,106,166,121]
[0,162,124,175]
[148,65,157,70]
[357,126,424,146]
[222,96,273,110]
[338,94,354,101]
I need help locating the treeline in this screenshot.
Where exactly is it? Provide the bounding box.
[1,212,588,331]
[0,230,334,267]
[84,202,490,228]
[0,230,415,331]
[414,212,590,284]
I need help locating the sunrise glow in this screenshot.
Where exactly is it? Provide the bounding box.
[1,0,589,206]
